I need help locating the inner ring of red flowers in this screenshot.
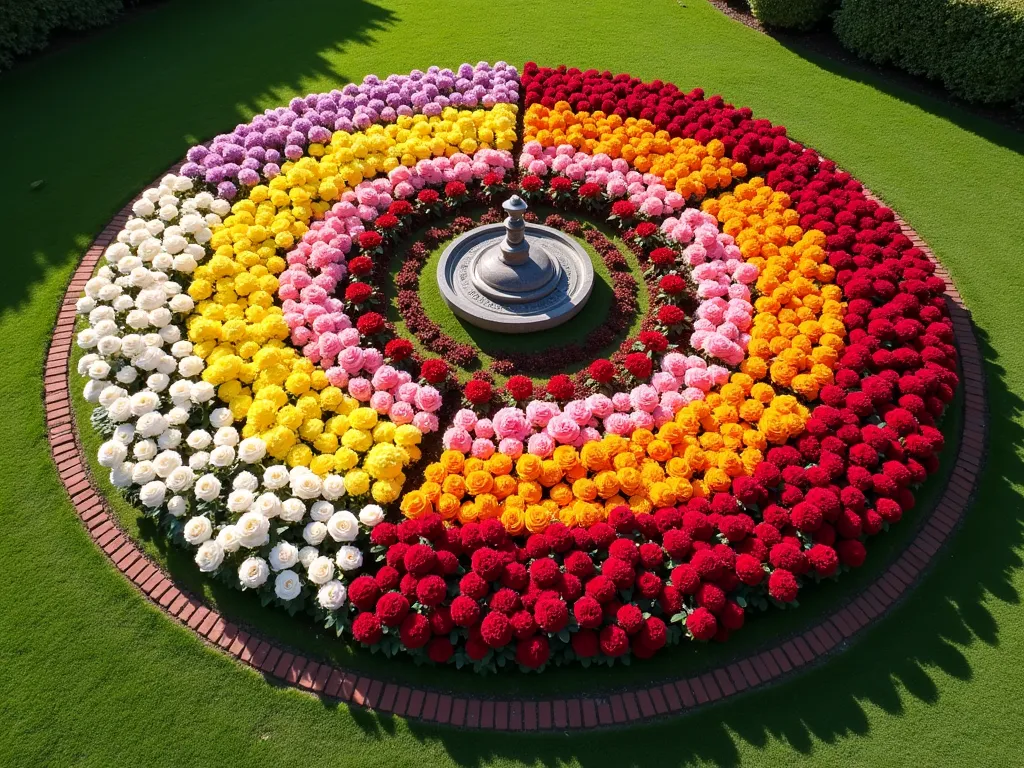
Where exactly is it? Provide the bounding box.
[288,64,960,672]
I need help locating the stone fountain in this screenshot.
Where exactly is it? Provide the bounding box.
[436,195,594,333]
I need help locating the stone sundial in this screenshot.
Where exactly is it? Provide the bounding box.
[436,195,595,333]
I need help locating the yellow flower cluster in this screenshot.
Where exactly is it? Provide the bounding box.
[522,102,747,199]
[703,179,847,401]
[401,370,807,534]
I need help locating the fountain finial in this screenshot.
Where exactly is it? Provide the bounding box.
[500,194,530,265]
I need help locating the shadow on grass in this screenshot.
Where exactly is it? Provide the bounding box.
[0,0,398,318]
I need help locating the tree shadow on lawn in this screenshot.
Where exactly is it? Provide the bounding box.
[0,0,398,319]
[357,322,1021,766]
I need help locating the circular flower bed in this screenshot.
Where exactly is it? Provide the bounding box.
[73,62,959,673]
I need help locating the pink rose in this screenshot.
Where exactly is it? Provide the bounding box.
[370,391,394,414]
[339,327,361,347]
[453,408,478,431]
[388,401,414,424]
[525,400,558,428]
[338,346,364,374]
[492,407,529,440]
[651,372,680,394]
[546,414,581,445]
[414,386,442,413]
[629,385,660,413]
[603,412,633,436]
[497,438,524,459]
[681,387,706,404]
[707,365,730,386]
[442,427,473,452]
[526,432,555,458]
[684,369,713,392]
[580,427,602,444]
[661,352,689,378]
[661,391,685,413]
[396,382,419,403]
[471,438,496,460]
[585,393,614,419]
[474,418,495,439]
[325,367,349,388]
[362,348,383,372]
[652,406,673,428]
[371,365,399,390]
[563,400,592,426]
[611,392,632,412]
[348,377,372,401]
[631,410,655,430]
[412,412,438,433]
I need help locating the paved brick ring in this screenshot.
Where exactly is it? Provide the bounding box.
[44,165,986,731]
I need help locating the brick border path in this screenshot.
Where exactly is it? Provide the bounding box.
[43,177,986,731]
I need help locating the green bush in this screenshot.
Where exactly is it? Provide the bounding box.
[748,0,837,29]
[833,0,1024,104]
[0,0,143,71]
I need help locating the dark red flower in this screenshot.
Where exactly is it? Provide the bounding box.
[450,595,482,627]
[347,255,373,276]
[374,213,399,231]
[420,358,450,384]
[610,200,636,219]
[480,611,513,648]
[624,352,653,379]
[399,612,431,648]
[351,612,383,645]
[348,576,380,611]
[686,607,718,641]
[356,311,385,335]
[571,629,600,658]
[579,182,602,199]
[444,181,467,198]
[599,624,629,657]
[384,338,413,361]
[375,592,410,627]
[639,330,669,352]
[588,358,615,383]
[546,374,575,400]
[418,188,440,205]
[657,305,686,326]
[520,175,543,192]
[659,274,687,295]
[550,176,572,193]
[358,231,383,251]
[649,247,676,267]
[516,635,550,669]
[427,636,454,663]
[464,379,493,405]
[534,598,569,633]
[505,375,534,401]
[768,569,799,602]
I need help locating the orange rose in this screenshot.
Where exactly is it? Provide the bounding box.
[515,454,542,481]
[439,450,465,475]
[400,490,431,519]
[437,493,461,519]
[423,462,447,484]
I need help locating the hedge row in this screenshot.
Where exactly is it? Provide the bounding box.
[833,0,1024,105]
[0,0,156,71]
[748,0,837,30]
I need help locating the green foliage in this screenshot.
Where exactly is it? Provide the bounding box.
[749,0,837,29]
[0,0,150,70]
[834,0,1024,104]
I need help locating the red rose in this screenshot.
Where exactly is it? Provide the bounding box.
[624,352,653,379]
[464,379,493,405]
[420,358,450,384]
[515,635,550,669]
[639,330,669,352]
[444,181,467,198]
[415,575,447,607]
[735,553,765,586]
[657,305,685,326]
[534,598,569,633]
[649,247,676,267]
[550,176,572,192]
[427,636,454,663]
[375,213,399,231]
[483,171,503,187]
[403,543,437,577]
[616,604,643,635]
[579,182,602,198]
[599,624,629,656]
[768,569,799,602]
[418,188,440,205]
[659,274,687,295]
[347,575,381,611]
[375,592,410,627]
[351,612,383,645]
[505,375,534,401]
[356,312,385,335]
[450,595,482,627]
[459,572,489,600]
[571,629,600,658]
[634,222,658,238]
[686,607,718,641]
[347,255,373,276]
[388,200,413,217]
[358,231,382,251]
[480,611,513,648]
[585,574,616,603]
[384,338,413,361]
[399,612,431,649]
[345,282,373,304]
[520,175,543,192]
[610,200,636,219]
[572,596,603,629]
[546,374,575,400]
[471,547,503,581]
[588,359,615,384]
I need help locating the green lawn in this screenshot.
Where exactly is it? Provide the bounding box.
[1,0,1023,766]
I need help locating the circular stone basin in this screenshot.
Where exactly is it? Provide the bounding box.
[437,221,595,333]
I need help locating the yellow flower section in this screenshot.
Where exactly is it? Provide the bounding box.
[401,373,809,533]
[182,105,518,501]
[522,102,747,199]
[703,179,847,402]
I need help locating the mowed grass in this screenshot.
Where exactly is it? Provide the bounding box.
[1,0,1023,766]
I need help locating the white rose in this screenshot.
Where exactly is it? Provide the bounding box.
[112,294,134,312]
[77,353,99,376]
[262,465,289,490]
[216,524,242,553]
[133,440,157,461]
[306,555,335,585]
[98,385,126,408]
[113,423,135,444]
[193,473,221,501]
[298,546,319,568]
[359,504,385,528]
[209,445,235,467]
[136,412,168,438]
[136,288,165,311]
[132,198,156,217]
[190,381,215,404]
[290,471,323,500]
[158,324,181,345]
[153,450,182,478]
[309,501,334,522]
[214,427,239,447]
[167,294,194,314]
[76,296,97,314]
[77,329,98,349]
[274,570,302,601]
[269,541,299,571]
[97,440,128,468]
[99,284,122,302]
[195,540,225,572]
[96,335,121,356]
[317,580,348,611]
[106,397,132,422]
[232,471,259,492]
[115,367,138,385]
[157,429,182,450]
[120,334,145,357]
[303,521,327,545]
[172,253,198,273]
[211,199,231,216]
[183,516,213,544]
[235,511,270,548]
[170,340,193,358]
[166,466,195,492]
[238,557,269,589]
[335,545,363,572]
[83,380,105,403]
[186,429,212,450]
[322,474,346,500]
[152,252,173,272]
[178,356,205,377]
[146,373,170,392]
[131,461,156,484]
[209,408,234,428]
[280,498,305,523]
[253,492,281,518]
[326,510,359,542]
[163,234,187,255]
[87,360,110,380]
[126,309,150,330]
[188,452,210,471]
[168,380,193,402]
[227,489,254,513]
[237,437,266,464]
[167,495,188,517]
[110,462,134,488]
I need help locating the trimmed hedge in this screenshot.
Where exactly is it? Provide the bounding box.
[0,0,154,71]
[833,0,1024,105]
[749,0,837,30]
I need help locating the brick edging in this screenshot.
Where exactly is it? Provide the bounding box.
[43,171,986,731]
